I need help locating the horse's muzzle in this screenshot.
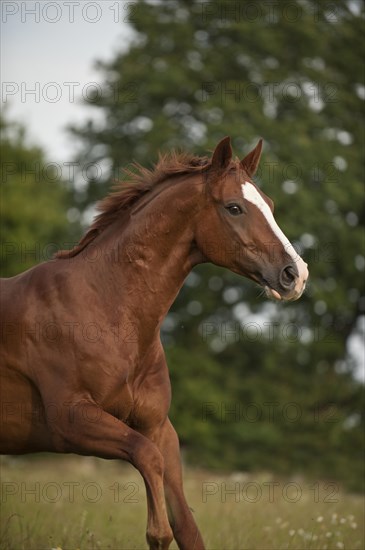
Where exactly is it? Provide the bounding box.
[265,258,309,301]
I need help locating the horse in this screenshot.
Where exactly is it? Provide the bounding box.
[0,136,308,549]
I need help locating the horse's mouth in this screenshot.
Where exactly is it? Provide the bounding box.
[262,279,306,302]
[264,285,282,301]
[258,277,282,300]
[252,275,304,302]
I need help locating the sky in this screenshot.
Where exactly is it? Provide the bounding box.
[1,1,134,162]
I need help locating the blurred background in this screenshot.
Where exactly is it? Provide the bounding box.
[1,0,364,495]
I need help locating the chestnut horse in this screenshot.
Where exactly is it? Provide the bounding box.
[0,137,308,549]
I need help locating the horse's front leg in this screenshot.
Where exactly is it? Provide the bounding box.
[155,418,206,550]
[42,398,173,550]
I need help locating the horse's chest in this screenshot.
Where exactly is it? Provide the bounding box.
[128,370,171,431]
[103,373,170,432]
[102,382,134,422]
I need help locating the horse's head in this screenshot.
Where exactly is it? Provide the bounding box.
[195,137,308,301]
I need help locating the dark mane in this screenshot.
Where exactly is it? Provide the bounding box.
[56,152,211,259]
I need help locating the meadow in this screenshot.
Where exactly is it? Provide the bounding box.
[0,455,363,550]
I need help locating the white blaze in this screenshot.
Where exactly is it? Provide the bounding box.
[241,181,303,268]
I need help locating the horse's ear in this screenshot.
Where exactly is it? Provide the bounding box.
[210,136,232,173]
[240,139,263,177]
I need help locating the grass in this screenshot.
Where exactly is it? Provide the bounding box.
[0,455,363,550]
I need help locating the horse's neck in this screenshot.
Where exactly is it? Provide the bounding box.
[84,176,203,330]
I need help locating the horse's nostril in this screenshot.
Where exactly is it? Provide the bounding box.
[280,264,298,289]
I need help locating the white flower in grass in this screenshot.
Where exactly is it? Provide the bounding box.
[326,531,333,538]
[317,516,324,523]
[336,542,344,549]
[351,522,358,529]
[340,517,346,524]
[289,529,296,536]
[275,517,282,524]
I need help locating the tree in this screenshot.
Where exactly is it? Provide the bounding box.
[1,114,80,277]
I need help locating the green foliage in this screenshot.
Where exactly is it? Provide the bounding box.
[0,114,80,277]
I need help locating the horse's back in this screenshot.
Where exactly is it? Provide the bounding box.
[1,261,51,314]
[1,262,53,364]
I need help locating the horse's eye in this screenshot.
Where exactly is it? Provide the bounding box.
[226,204,243,216]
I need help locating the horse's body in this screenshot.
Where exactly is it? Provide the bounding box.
[0,137,308,549]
